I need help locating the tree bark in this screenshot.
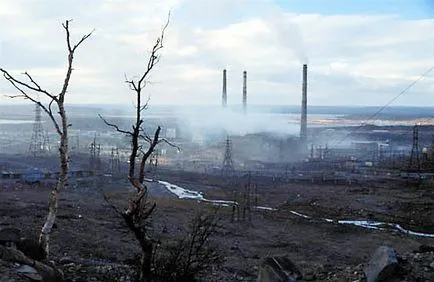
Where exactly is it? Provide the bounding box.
[39,104,68,258]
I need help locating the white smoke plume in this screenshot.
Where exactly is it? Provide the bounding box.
[262,0,308,64]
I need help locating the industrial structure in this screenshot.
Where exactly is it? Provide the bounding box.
[29,102,48,157]
[300,64,308,146]
[109,147,121,176]
[222,136,235,175]
[89,135,101,172]
[222,69,227,108]
[242,70,247,114]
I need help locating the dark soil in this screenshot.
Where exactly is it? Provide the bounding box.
[1,172,433,281]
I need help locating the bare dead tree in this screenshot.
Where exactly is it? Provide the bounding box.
[0,20,93,262]
[99,14,172,281]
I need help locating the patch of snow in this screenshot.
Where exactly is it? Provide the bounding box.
[255,206,277,211]
[158,180,276,210]
[290,210,310,219]
[158,180,205,200]
[391,223,434,238]
[204,199,237,205]
[338,220,383,230]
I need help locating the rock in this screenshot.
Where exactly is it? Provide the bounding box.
[257,256,301,282]
[16,265,42,281]
[364,245,399,282]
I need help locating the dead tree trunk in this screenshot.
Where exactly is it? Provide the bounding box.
[1,20,93,260]
[100,14,175,281]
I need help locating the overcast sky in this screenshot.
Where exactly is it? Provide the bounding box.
[0,0,434,107]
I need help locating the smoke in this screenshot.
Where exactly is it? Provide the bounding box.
[262,0,308,64]
[172,105,299,144]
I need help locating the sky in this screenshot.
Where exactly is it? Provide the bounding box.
[0,0,434,107]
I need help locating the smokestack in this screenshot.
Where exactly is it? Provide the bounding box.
[222,69,227,108]
[242,71,247,114]
[300,64,307,143]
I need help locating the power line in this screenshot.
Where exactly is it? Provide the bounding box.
[337,66,434,144]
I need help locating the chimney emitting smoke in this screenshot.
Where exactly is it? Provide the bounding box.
[300,64,307,143]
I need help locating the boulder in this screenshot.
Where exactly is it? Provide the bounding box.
[257,256,301,282]
[16,265,42,281]
[364,245,399,282]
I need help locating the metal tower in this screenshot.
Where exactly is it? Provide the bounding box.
[408,124,421,171]
[29,102,47,157]
[109,147,121,176]
[89,135,101,172]
[222,69,227,108]
[242,71,247,114]
[222,136,235,175]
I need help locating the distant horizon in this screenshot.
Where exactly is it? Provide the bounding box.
[2,103,434,109]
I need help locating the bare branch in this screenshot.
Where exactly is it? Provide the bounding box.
[62,20,73,52]
[59,19,93,101]
[140,133,153,143]
[158,138,181,151]
[137,12,170,89]
[139,126,161,183]
[23,72,56,98]
[1,70,63,135]
[126,79,138,92]
[98,114,133,136]
[0,68,57,100]
[73,29,95,52]
[140,96,151,112]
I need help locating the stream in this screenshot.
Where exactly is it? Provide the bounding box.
[154,179,434,238]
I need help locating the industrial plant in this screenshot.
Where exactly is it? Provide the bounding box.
[1,62,433,184]
[1,62,434,281]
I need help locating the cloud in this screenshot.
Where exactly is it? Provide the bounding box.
[0,0,433,107]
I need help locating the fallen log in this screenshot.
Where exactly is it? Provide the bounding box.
[0,245,63,282]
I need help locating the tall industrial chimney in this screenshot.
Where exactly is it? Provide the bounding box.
[300,64,308,143]
[222,69,227,108]
[242,70,247,114]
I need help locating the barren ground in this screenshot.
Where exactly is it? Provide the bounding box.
[1,171,433,281]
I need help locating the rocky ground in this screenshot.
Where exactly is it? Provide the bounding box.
[1,172,434,281]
